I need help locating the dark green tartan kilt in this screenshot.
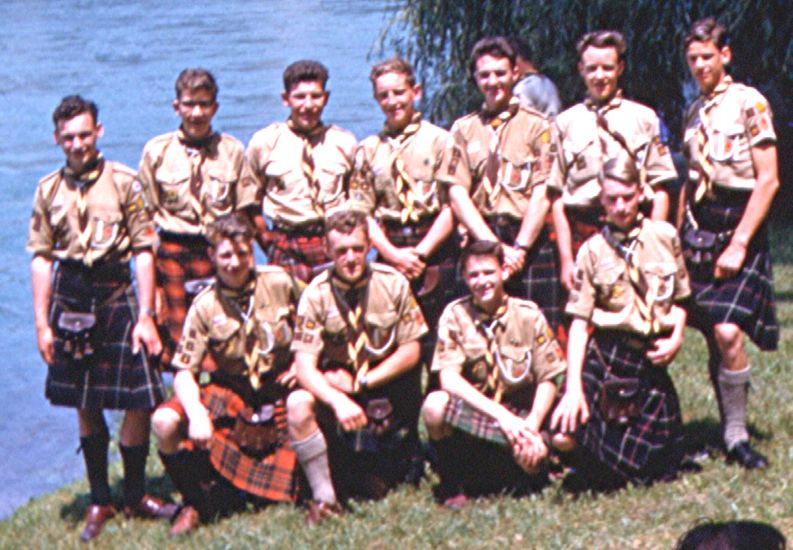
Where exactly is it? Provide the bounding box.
[46,261,165,410]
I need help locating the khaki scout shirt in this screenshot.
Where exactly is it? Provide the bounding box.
[290,263,428,369]
[27,160,155,264]
[549,93,677,208]
[137,131,244,235]
[566,218,690,335]
[239,122,356,227]
[683,77,776,192]
[432,296,566,401]
[438,104,553,220]
[172,266,298,375]
[349,118,449,222]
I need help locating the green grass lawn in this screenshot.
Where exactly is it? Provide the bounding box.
[4,225,793,549]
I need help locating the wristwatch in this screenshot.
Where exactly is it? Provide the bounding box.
[357,373,369,392]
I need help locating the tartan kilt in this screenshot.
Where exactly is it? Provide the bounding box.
[578,331,683,484]
[442,396,526,447]
[684,197,778,351]
[486,216,563,332]
[156,233,215,368]
[566,206,604,258]
[46,262,165,410]
[263,224,329,284]
[163,383,298,502]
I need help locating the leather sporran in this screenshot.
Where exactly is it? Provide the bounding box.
[57,311,97,360]
[231,405,278,456]
[365,397,394,436]
[682,226,731,280]
[599,376,641,425]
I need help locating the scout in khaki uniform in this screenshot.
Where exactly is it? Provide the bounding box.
[287,211,428,524]
[151,214,301,536]
[350,57,459,366]
[549,30,677,292]
[137,68,245,367]
[678,18,779,469]
[421,240,566,506]
[439,36,562,333]
[240,60,357,283]
[552,156,690,487]
[28,96,172,542]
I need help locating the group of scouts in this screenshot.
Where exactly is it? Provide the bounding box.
[28,16,780,542]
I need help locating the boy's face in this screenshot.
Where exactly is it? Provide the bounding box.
[463,253,504,310]
[578,45,623,103]
[173,88,217,140]
[327,226,369,284]
[600,177,641,230]
[373,71,420,133]
[211,238,254,289]
[473,54,516,113]
[54,112,103,172]
[686,39,731,95]
[282,80,329,132]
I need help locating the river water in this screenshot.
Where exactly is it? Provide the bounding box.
[0,0,393,518]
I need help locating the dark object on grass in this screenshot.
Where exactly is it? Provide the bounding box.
[675,519,785,550]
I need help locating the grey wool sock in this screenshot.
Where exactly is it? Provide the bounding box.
[718,365,751,450]
[292,430,337,504]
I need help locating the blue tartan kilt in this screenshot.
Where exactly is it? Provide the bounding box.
[684,196,778,351]
[578,331,683,484]
[45,262,165,410]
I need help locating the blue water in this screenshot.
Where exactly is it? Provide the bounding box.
[0,0,392,518]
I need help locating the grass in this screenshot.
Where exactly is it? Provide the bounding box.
[3,224,793,549]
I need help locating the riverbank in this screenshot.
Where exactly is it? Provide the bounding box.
[2,227,792,548]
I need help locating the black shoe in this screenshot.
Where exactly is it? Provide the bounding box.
[726,441,769,470]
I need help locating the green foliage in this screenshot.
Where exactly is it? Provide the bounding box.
[380,0,793,147]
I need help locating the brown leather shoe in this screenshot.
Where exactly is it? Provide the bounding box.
[80,504,116,543]
[123,494,179,520]
[169,505,200,537]
[304,500,344,527]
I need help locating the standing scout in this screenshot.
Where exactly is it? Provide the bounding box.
[549,30,677,292]
[439,36,562,332]
[350,57,458,364]
[287,211,427,523]
[552,156,689,487]
[508,37,562,118]
[151,214,300,536]
[137,68,245,367]
[240,60,357,283]
[28,96,172,542]
[678,18,779,469]
[422,240,566,506]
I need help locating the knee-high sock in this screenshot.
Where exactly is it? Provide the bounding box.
[718,365,751,450]
[291,430,336,504]
[120,444,148,507]
[81,429,111,506]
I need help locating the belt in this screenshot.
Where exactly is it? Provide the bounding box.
[594,329,671,351]
[272,221,325,237]
[58,260,131,283]
[158,230,209,246]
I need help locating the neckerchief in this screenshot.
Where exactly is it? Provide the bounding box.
[216,274,272,390]
[288,118,327,216]
[64,152,105,267]
[601,216,659,334]
[693,75,733,203]
[470,296,509,403]
[385,112,423,223]
[177,128,218,220]
[328,266,372,389]
[482,96,520,208]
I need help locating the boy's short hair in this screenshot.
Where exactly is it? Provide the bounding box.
[283,60,329,93]
[684,17,729,49]
[469,36,516,77]
[52,95,98,128]
[325,209,369,237]
[507,36,533,62]
[460,240,504,273]
[206,213,255,247]
[576,30,627,59]
[175,68,218,102]
[369,57,416,88]
[598,154,640,187]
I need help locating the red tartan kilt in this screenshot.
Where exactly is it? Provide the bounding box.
[263,227,329,284]
[158,383,298,502]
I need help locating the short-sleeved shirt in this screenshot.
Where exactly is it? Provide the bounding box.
[513,73,562,118]
[27,160,155,264]
[566,218,690,335]
[172,266,298,376]
[290,263,428,371]
[137,131,244,235]
[438,102,553,220]
[349,117,449,223]
[239,122,356,226]
[549,93,677,208]
[432,295,566,402]
[683,76,776,192]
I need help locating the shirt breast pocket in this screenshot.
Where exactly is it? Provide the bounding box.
[318,163,347,206]
[205,169,236,211]
[709,123,744,163]
[641,262,676,305]
[498,150,533,194]
[90,210,123,250]
[593,263,632,310]
[565,136,599,185]
[155,170,191,210]
[208,321,242,359]
[498,344,534,387]
[365,311,399,360]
